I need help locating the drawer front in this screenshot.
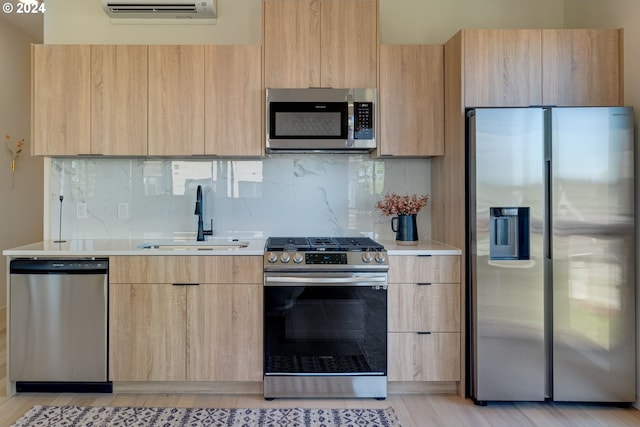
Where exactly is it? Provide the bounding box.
[388,282,460,332]
[388,255,460,284]
[388,332,460,381]
[110,256,262,284]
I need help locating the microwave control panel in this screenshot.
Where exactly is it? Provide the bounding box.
[354,102,374,140]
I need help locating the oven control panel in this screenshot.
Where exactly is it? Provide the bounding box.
[306,253,347,264]
[264,250,388,270]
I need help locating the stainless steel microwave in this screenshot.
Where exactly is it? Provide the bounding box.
[266,88,377,153]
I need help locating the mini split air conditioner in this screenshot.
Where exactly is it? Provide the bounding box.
[101,0,216,22]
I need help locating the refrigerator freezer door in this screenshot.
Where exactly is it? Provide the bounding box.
[470,108,546,402]
[551,107,635,402]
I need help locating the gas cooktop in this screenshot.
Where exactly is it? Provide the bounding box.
[265,236,385,252]
[264,237,388,271]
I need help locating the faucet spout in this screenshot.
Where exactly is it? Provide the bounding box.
[194,185,213,241]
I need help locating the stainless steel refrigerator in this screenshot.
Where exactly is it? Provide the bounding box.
[467,107,635,403]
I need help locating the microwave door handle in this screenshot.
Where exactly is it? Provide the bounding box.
[347,94,354,148]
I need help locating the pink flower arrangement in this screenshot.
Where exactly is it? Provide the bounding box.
[376,193,429,216]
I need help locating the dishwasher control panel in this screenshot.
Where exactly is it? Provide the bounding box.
[10,258,108,273]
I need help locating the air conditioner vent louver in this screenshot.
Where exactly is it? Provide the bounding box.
[108,5,198,14]
[102,0,216,21]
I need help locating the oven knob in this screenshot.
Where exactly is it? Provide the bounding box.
[375,252,387,263]
[280,252,291,263]
[267,252,278,263]
[362,252,373,263]
[293,252,304,264]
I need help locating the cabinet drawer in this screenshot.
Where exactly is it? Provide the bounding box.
[388,282,460,332]
[388,255,460,283]
[110,256,262,284]
[388,332,460,381]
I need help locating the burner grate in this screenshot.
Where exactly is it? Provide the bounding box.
[265,236,385,252]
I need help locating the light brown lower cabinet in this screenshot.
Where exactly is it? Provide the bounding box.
[109,282,187,381]
[387,255,462,383]
[388,332,460,381]
[187,283,262,381]
[109,256,262,382]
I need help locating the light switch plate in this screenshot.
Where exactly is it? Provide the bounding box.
[117,202,129,220]
[76,202,88,220]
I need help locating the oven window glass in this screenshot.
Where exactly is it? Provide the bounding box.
[264,286,387,375]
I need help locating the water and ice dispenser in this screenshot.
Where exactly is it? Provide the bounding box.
[489,207,530,260]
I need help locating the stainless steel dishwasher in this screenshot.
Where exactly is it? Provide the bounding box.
[10,258,112,393]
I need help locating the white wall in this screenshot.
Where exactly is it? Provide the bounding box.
[45,0,262,44]
[564,0,640,409]
[45,0,564,44]
[0,20,44,308]
[379,0,564,43]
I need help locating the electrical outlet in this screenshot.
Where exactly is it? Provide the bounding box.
[117,202,129,220]
[76,202,88,220]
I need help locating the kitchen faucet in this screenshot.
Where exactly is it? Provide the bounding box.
[194,185,213,241]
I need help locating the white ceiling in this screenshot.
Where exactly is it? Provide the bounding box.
[0,8,43,41]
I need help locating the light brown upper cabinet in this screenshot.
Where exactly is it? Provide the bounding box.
[263,0,378,89]
[148,45,205,156]
[204,45,263,157]
[454,29,623,108]
[32,44,263,157]
[462,29,543,107]
[92,45,148,156]
[149,45,263,157]
[32,45,91,156]
[542,29,622,106]
[378,45,444,157]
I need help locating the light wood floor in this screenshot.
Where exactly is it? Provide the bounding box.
[1,309,640,427]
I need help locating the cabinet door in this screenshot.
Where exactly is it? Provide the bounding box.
[148,45,205,155]
[205,45,263,157]
[542,29,622,106]
[32,45,91,155]
[92,45,148,155]
[464,29,542,107]
[388,283,460,333]
[388,332,460,381]
[379,45,443,156]
[320,0,378,88]
[109,283,187,381]
[263,0,321,88]
[187,284,262,381]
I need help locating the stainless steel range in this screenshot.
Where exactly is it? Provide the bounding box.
[263,237,388,400]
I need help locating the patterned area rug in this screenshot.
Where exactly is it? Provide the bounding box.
[11,405,402,426]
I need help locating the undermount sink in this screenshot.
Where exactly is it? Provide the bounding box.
[137,240,250,251]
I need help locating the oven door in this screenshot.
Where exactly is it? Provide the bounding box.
[264,272,387,377]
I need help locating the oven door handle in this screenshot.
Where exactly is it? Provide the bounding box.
[265,276,387,286]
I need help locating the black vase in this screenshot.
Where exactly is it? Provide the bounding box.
[391,214,418,245]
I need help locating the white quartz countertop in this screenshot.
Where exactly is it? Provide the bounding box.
[378,239,462,256]
[2,238,267,257]
[3,238,460,257]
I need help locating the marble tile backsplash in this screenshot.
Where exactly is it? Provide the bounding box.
[47,155,431,242]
